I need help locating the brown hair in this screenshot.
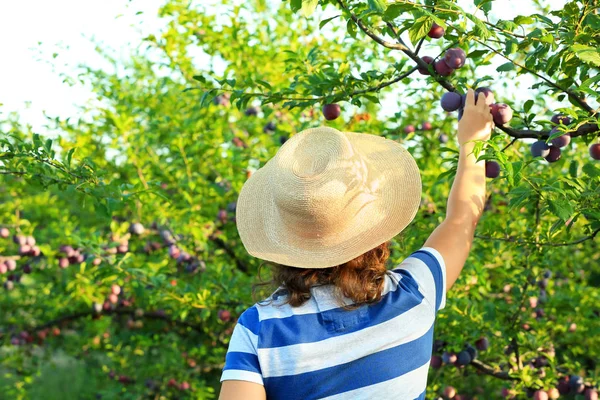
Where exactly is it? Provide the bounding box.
[252,241,391,311]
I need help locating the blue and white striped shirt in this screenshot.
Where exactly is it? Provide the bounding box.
[221,247,447,399]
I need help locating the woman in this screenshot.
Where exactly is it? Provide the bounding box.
[219,89,493,400]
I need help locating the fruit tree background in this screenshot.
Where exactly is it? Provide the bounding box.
[0,0,599,399]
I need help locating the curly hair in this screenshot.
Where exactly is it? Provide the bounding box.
[251,241,391,311]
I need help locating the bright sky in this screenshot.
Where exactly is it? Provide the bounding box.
[0,0,567,137]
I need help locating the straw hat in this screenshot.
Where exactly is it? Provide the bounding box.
[235,126,421,269]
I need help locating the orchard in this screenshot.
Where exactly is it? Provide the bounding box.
[1,0,599,399]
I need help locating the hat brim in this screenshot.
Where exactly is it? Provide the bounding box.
[236,129,422,269]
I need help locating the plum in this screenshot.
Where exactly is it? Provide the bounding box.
[22,264,32,274]
[531,140,551,158]
[490,103,513,125]
[4,281,14,291]
[585,389,599,400]
[245,106,259,116]
[544,146,561,163]
[547,388,560,399]
[589,143,600,160]
[434,59,454,76]
[93,302,103,314]
[418,56,434,75]
[218,309,231,322]
[322,104,341,120]
[13,235,26,246]
[444,386,457,398]
[475,337,489,351]
[444,48,466,69]
[440,92,462,112]
[428,23,444,39]
[404,125,415,134]
[279,136,288,145]
[550,128,571,148]
[58,258,69,269]
[551,114,571,125]
[485,161,501,179]
[5,259,16,271]
[129,223,145,235]
[438,134,449,144]
[474,87,495,105]
[0,227,9,238]
[25,236,36,246]
[430,355,442,369]
[0,263,6,274]
[111,284,121,295]
[533,390,548,400]
[263,121,276,133]
[421,122,432,131]
[456,350,472,365]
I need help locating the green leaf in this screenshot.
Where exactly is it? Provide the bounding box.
[570,44,600,67]
[496,62,516,72]
[301,0,319,17]
[347,19,358,39]
[383,4,414,21]
[468,50,488,59]
[254,79,272,90]
[368,0,387,13]
[290,0,302,13]
[580,74,600,89]
[514,15,534,25]
[505,39,518,55]
[66,148,75,168]
[547,198,573,221]
[319,15,339,30]
[582,162,600,178]
[408,16,432,46]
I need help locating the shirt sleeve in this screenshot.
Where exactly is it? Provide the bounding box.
[220,306,264,385]
[393,247,447,312]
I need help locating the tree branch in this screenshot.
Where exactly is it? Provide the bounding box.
[475,227,600,246]
[471,359,520,381]
[27,308,205,334]
[472,38,595,115]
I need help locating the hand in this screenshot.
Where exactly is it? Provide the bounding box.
[457,89,494,146]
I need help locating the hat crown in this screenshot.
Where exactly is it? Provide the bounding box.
[272,128,379,239]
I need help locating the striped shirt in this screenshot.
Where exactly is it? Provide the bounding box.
[220,247,447,400]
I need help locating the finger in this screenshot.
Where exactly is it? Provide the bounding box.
[465,89,475,108]
[477,92,487,110]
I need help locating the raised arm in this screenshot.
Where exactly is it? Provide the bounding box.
[423,89,493,291]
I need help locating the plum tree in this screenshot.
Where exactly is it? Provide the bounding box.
[485,161,501,179]
[531,141,551,158]
[418,56,434,75]
[440,92,462,112]
[322,104,341,120]
[444,48,467,69]
[428,23,444,39]
[545,146,562,163]
[590,143,600,160]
